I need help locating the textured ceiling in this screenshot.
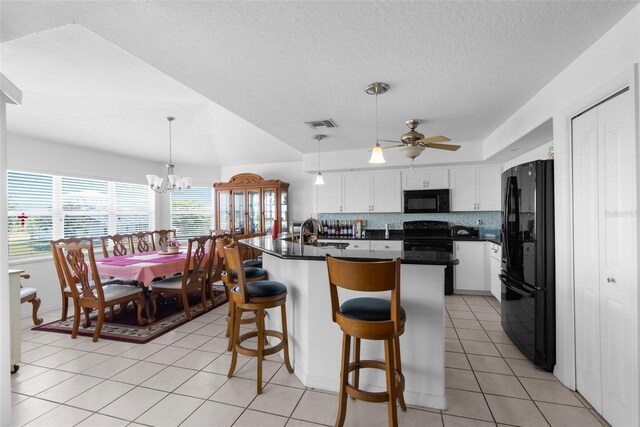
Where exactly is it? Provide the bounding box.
[1,1,637,165]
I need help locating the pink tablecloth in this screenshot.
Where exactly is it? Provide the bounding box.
[95,251,191,286]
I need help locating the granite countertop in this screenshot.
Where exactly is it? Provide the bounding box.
[316,229,404,241]
[240,235,459,266]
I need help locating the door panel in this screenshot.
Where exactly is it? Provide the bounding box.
[572,107,602,412]
[450,168,475,211]
[597,90,637,426]
[343,173,371,213]
[476,166,501,210]
[316,174,342,213]
[371,171,401,212]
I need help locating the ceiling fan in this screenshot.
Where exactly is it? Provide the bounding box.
[379,119,461,161]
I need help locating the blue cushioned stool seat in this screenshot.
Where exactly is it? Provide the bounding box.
[340,297,406,322]
[243,259,263,268]
[231,267,267,279]
[233,280,287,298]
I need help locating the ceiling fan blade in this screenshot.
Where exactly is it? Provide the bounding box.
[379,139,401,143]
[423,142,461,151]
[367,144,404,152]
[417,135,451,144]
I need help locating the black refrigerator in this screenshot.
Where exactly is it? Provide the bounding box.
[500,160,555,372]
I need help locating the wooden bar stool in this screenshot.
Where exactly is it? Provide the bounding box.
[224,242,294,394]
[326,255,407,427]
[216,237,269,350]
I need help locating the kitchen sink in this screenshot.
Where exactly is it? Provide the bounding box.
[283,237,349,250]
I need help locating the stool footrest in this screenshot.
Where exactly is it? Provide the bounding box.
[344,359,406,403]
[235,329,286,357]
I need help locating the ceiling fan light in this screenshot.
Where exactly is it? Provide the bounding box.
[369,144,386,164]
[314,172,325,185]
[401,145,425,160]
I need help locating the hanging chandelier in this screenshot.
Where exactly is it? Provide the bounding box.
[366,82,389,164]
[146,117,192,194]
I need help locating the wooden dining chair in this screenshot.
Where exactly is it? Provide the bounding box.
[50,237,95,321]
[133,231,155,253]
[57,241,145,341]
[150,235,216,320]
[100,234,134,258]
[153,229,177,250]
[18,273,43,326]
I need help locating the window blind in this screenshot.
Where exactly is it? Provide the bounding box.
[170,187,214,239]
[7,171,153,261]
[7,171,54,260]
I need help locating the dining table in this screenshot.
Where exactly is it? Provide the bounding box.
[94,249,215,323]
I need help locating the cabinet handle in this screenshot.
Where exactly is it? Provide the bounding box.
[606,277,616,283]
[384,245,389,249]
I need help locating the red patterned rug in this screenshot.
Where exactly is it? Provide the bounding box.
[32,285,228,344]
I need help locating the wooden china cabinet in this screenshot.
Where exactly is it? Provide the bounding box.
[213,173,290,239]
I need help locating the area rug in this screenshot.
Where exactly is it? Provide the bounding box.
[32,285,228,344]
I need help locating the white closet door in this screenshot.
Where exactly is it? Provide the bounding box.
[597,90,637,427]
[573,107,602,412]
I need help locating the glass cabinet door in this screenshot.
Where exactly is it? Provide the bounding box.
[233,191,245,235]
[247,190,261,234]
[280,190,289,232]
[218,191,231,232]
[263,190,276,234]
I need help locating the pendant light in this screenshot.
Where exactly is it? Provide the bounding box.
[312,134,326,185]
[366,82,389,164]
[146,117,192,194]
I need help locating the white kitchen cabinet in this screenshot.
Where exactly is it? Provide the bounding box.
[371,171,401,212]
[316,173,343,213]
[450,166,501,211]
[402,168,449,190]
[370,240,403,251]
[343,173,370,213]
[454,241,489,293]
[450,168,476,211]
[317,239,370,250]
[341,171,401,213]
[486,243,501,301]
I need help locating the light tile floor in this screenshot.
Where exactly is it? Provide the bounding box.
[11,295,612,426]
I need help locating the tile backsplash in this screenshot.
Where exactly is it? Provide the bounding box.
[317,211,501,230]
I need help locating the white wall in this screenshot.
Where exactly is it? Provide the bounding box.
[482,4,640,390]
[503,141,553,170]
[220,161,314,224]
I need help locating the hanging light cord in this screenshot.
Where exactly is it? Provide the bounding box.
[375,85,379,146]
[317,139,321,172]
[168,118,173,165]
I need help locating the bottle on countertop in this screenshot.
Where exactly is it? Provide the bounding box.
[385,223,390,239]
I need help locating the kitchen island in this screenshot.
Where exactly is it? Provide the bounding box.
[240,235,458,410]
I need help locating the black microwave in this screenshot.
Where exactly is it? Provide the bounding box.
[403,189,450,213]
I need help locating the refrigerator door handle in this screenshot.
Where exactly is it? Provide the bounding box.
[500,274,535,297]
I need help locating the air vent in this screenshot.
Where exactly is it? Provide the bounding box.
[304,119,336,129]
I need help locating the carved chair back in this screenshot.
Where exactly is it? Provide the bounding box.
[50,237,93,295]
[134,231,155,253]
[154,229,177,250]
[57,242,104,303]
[222,242,250,303]
[179,235,216,291]
[100,234,134,258]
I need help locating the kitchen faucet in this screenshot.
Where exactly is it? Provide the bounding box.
[299,217,324,245]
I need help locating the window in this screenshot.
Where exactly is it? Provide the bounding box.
[7,172,54,260]
[170,188,214,239]
[7,171,154,261]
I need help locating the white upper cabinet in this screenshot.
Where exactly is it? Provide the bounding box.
[318,171,402,214]
[316,174,343,213]
[450,166,501,211]
[402,168,449,190]
[450,168,476,211]
[371,171,401,212]
[476,166,501,211]
[343,173,370,213]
